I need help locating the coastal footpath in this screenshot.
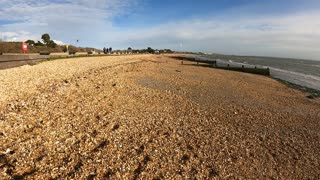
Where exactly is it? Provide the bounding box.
[0,54,319,179]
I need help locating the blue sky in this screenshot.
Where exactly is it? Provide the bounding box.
[1,0,320,60]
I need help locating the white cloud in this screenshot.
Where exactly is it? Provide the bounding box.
[1,1,320,60]
[53,39,65,45]
[106,11,320,60]
[0,0,136,44]
[0,31,39,42]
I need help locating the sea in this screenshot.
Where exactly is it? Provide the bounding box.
[196,55,320,91]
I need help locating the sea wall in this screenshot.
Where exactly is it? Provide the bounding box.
[0,55,50,62]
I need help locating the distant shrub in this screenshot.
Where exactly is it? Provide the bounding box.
[25,40,35,45]
[69,51,76,55]
[35,41,44,46]
[147,47,155,53]
[48,40,57,48]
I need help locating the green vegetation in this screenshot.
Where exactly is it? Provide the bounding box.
[25,40,35,46]
[0,33,101,54]
[41,33,50,44]
[26,33,57,48]
[40,33,57,48]
[147,47,155,53]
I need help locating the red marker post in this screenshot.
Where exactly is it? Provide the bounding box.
[22,42,28,54]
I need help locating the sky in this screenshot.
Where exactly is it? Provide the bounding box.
[1,0,320,60]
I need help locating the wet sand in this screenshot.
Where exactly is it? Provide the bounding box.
[0,54,319,179]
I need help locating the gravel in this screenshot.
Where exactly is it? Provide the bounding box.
[0,54,319,179]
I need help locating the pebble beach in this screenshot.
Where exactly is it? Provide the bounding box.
[0,54,319,179]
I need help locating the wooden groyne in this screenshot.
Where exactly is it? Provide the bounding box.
[172,56,270,76]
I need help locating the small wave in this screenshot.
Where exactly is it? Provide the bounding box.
[270,67,320,81]
[270,67,320,90]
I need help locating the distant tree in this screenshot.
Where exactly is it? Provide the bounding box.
[164,49,173,53]
[25,40,35,45]
[35,41,44,46]
[41,33,51,44]
[132,49,139,54]
[109,47,112,53]
[48,40,57,48]
[128,47,132,51]
[147,47,155,54]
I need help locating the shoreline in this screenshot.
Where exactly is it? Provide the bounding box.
[192,55,320,97]
[173,54,320,99]
[273,77,320,99]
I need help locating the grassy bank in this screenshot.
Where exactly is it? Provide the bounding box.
[0,42,101,54]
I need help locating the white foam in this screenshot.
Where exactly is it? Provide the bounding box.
[270,67,320,90]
